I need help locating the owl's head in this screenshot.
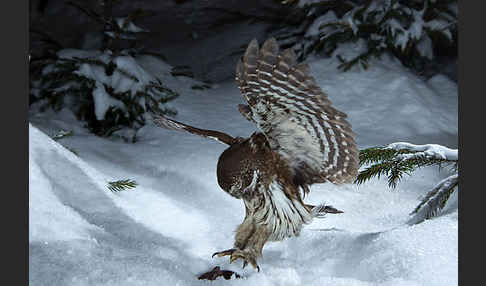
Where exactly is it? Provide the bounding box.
[216,138,254,195]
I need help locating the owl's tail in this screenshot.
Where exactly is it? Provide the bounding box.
[307,203,343,218]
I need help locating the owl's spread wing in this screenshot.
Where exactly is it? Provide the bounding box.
[153,114,236,146]
[235,38,359,185]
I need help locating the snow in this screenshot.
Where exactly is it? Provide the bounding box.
[387,142,458,161]
[105,17,147,40]
[29,44,457,285]
[387,11,424,53]
[115,17,147,33]
[309,0,454,63]
[296,0,323,8]
[305,11,338,37]
[425,20,454,42]
[56,49,184,121]
[407,174,458,225]
[416,34,433,60]
[322,45,457,147]
[91,81,126,120]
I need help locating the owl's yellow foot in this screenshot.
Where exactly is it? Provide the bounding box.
[212,248,260,271]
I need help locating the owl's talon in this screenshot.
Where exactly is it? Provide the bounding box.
[251,260,260,271]
[212,248,236,258]
[213,248,260,271]
[230,249,260,271]
[229,254,238,264]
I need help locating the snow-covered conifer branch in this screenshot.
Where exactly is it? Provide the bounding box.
[30,0,179,138]
[355,141,458,223]
[407,173,458,225]
[274,0,457,71]
[387,142,458,161]
[356,142,457,188]
[31,49,179,137]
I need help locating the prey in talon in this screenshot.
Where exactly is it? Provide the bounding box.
[154,38,358,272]
[197,266,241,281]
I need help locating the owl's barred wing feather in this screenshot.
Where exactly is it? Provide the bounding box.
[235,38,359,185]
[153,114,236,146]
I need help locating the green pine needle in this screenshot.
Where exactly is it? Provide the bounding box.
[408,174,458,224]
[355,146,455,188]
[108,179,137,192]
[280,0,457,71]
[355,144,458,223]
[51,130,74,141]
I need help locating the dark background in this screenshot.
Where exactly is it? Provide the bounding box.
[29,0,457,83]
[29,0,300,82]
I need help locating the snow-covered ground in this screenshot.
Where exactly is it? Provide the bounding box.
[29,49,458,285]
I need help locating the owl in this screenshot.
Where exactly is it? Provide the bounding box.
[153,38,358,272]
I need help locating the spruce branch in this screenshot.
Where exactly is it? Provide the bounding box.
[355,143,457,188]
[32,0,177,138]
[34,52,179,136]
[407,173,458,224]
[355,142,458,223]
[108,179,137,192]
[358,146,406,165]
[278,0,457,71]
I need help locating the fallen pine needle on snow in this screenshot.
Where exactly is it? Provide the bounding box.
[107,179,138,192]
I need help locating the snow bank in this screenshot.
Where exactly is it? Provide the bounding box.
[29,124,211,285]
